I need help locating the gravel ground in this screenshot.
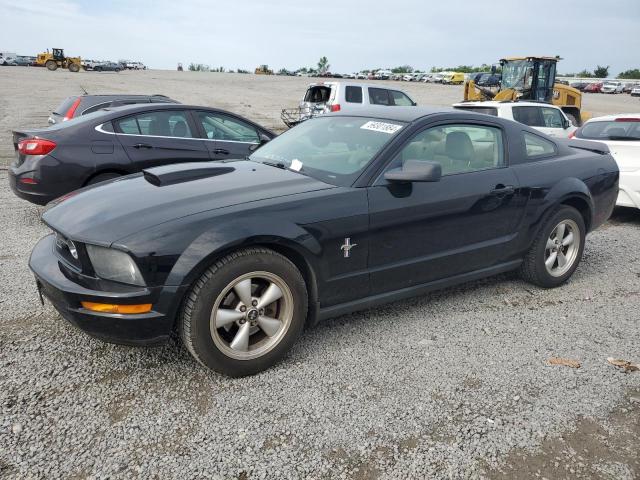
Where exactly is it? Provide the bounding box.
[1,68,640,479]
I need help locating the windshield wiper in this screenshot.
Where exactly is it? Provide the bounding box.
[261,160,287,169]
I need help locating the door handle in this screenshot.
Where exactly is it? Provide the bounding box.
[133,143,153,149]
[490,185,515,196]
[213,148,230,155]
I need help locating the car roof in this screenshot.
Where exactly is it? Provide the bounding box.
[307,81,400,89]
[78,94,170,99]
[326,105,452,122]
[585,113,640,123]
[453,101,561,109]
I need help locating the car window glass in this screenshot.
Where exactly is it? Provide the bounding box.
[369,88,391,105]
[541,108,564,128]
[524,132,556,157]
[82,102,112,115]
[115,111,194,138]
[197,112,259,143]
[386,124,504,177]
[512,106,544,127]
[390,90,413,106]
[345,86,363,103]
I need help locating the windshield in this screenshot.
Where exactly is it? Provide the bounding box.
[501,60,534,90]
[249,116,406,186]
[578,120,640,141]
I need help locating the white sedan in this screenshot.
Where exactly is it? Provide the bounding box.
[573,114,640,209]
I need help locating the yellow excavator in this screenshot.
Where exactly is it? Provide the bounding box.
[36,48,82,72]
[462,56,589,125]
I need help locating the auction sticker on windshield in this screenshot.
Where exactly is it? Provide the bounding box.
[360,121,403,134]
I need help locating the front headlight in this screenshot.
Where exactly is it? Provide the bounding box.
[86,244,145,286]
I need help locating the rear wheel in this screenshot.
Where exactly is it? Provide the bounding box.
[68,63,80,73]
[180,247,308,377]
[45,60,58,71]
[86,172,122,186]
[520,206,585,288]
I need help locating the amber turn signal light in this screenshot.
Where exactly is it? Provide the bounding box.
[81,302,152,314]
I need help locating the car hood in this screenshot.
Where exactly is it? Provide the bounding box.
[42,160,335,245]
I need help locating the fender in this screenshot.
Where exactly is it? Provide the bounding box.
[528,177,594,241]
[165,214,323,288]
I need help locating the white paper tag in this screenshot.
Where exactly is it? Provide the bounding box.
[290,159,303,171]
[360,121,403,134]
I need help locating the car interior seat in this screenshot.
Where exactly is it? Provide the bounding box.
[445,131,474,173]
[172,120,188,137]
[149,118,171,137]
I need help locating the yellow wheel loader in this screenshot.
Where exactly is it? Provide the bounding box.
[254,65,273,75]
[36,48,82,73]
[462,56,589,126]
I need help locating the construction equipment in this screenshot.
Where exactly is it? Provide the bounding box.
[255,65,273,75]
[36,48,82,72]
[462,56,588,126]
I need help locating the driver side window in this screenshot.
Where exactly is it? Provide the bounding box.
[383,124,504,179]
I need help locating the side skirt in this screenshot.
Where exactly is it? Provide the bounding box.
[317,259,522,321]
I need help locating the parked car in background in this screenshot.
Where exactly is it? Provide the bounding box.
[94,62,122,72]
[48,94,178,125]
[572,114,640,209]
[11,103,275,205]
[281,82,416,127]
[374,70,392,80]
[631,86,640,97]
[472,72,501,87]
[452,101,577,137]
[622,83,638,94]
[14,56,35,66]
[442,72,465,85]
[583,82,603,93]
[601,81,624,94]
[569,81,590,92]
[0,51,18,65]
[28,106,619,376]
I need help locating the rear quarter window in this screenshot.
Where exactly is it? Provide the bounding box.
[523,132,556,159]
[53,97,79,115]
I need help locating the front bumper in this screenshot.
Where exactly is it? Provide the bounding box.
[29,234,186,345]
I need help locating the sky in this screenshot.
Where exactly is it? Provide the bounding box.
[1,0,639,75]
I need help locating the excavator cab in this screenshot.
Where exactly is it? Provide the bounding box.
[499,57,557,102]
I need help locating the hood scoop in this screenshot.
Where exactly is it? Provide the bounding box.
[143,163,235,186]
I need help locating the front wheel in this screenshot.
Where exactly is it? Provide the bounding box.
[68,63,80,73]
[520,206,585,288]
[45,60,58,71]
[180,247,308,376]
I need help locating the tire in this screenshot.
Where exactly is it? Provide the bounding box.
[86,172,122,186]
[68,63,79,73]
[94,66,102,72]
[520,206,585,288]
[45,60,58,71]
[180,247,308,377]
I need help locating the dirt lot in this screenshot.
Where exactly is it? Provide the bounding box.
[1,67,639,479]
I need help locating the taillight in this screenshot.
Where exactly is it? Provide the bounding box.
[615,118,640,122]
[330,104,341,112]
[18,138,57,156]
[63,97,81,121]
[568,131,576,139]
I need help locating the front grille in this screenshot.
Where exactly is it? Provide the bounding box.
[54,231,82,271]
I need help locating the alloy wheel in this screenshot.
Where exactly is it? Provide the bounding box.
[210,271,294,360]
[544,219,580,277]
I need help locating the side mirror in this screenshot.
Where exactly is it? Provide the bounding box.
[250,133,271,151]
[562,117,571,129]
[384,160,442,183]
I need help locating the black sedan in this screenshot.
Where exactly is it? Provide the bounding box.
[29,107,619,376]
[10,104,275,204]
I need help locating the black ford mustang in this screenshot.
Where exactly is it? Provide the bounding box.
[29,107,619,376]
